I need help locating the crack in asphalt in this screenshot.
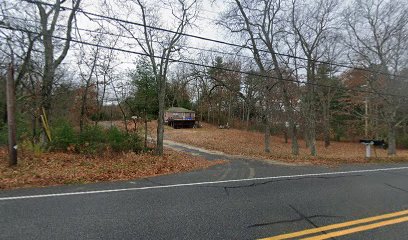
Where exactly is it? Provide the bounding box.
[289,204,320,228]
[288,204,338,240]
[384,183,408,194]
[142,178,166,186]
[223,187,230,197]
[201,175,363,196]
[247,214,342,228]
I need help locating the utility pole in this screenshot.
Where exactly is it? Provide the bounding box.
[6,62,17,166]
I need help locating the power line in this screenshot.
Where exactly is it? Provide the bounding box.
[22,0,407,79]
[2,14,255,61]
[1,24,407,101]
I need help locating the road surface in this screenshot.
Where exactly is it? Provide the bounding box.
[1,142,408,239]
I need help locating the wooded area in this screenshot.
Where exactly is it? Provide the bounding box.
[1,0,408,168]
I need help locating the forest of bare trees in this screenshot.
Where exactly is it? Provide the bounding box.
[1,0,408,165]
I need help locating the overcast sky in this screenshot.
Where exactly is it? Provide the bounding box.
[63,0,229,102]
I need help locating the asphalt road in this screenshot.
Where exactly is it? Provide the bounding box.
[2,142,408,239]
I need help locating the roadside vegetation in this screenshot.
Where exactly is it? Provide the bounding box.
[0,119,224,189]
[157,122,408,165]
[0,147,223,190]
[1,0,408,188]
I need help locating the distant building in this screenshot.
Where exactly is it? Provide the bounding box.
[165,107,196,128]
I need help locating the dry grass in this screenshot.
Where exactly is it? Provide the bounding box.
[158,122,408,165]
[0,147,225,190]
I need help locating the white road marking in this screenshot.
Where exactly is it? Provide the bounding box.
[1,166,408,201]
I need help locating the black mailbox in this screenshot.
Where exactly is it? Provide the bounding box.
[359,139,387,149]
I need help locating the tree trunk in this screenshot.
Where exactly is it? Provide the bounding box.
[246,103,250,130]
[1,76,6,124]
[217,103,221,125]
[228,97,231,125]
[118,103,128,133]
[241,101,245,122]
[322,102,331,148]
[31,114,37,144]
[309,117,317,156]
[281,84,299,155]
[387,122,396,156]
[38,60,55,144]
[306,61,317,156]
[304,126,310,148]
[6,63,17,166]
[156,75,165,156]
[264,117,271,153]
[323,124,330,148]
[285,113,299,155]
[79,87,89,133]
[41,28,56,118]
[322,116,330,148]
[291,122,299,155]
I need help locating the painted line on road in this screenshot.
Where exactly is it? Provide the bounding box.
[260,209,408,240]
[301,215,408,240]
[1,166,408,201]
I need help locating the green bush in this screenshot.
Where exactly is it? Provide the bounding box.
[106,127,143,153]
[124,132,143,153]
[75,125,142,155]
[76,125,106,155]
[50,120,77,151]
[106,127,126,152]
[4,119,143,155]
[79,125,106,144]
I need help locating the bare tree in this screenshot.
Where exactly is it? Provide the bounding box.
[77,34,101,132]
[0,1,43,143]
[290,0,339,155]
[116,0,199,155]
[76,27,120,132]
[6,61,17,166]
[344,0,408,155]
[0,1,39,125]
[34,0,81,116]
[220,0,300,155]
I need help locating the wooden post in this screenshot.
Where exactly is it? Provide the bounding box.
[6,63,17,166]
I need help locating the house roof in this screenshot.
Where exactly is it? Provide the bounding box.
[166,107,195,113]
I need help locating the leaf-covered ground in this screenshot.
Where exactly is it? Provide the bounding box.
[0,147,225,190]
[159,122,408,165]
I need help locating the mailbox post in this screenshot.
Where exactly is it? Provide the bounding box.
[361,141,374,158]
[360,140,386,159]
